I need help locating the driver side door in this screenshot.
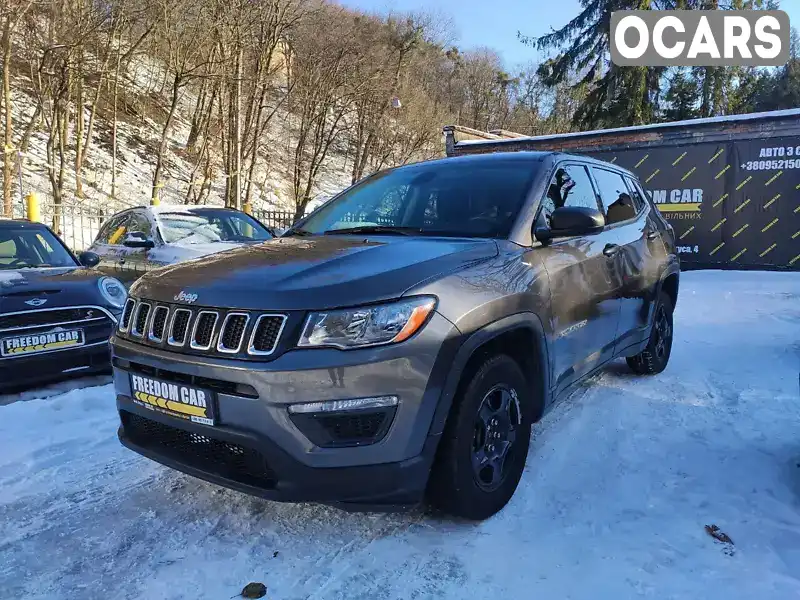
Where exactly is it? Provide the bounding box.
[536,162,622,393]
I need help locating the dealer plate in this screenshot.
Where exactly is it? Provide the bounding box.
[129,373,217,426]
[0,329,85,357]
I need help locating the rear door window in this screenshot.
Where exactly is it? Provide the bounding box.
[592,168,638,225]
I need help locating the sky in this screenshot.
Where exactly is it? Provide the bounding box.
[338,0,800,69]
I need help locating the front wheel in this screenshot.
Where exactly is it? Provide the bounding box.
[428,354,533,520]
[627,291,674,375]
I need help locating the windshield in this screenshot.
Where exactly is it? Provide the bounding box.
[0,224,77,269]
[298,158,539,238]
[157,210,272,245]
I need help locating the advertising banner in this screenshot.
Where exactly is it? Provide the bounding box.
[586,139,799,270]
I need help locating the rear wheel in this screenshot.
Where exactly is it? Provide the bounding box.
[627,291,673,375]
[429,354,533,520]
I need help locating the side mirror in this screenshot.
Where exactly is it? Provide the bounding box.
[535,206,605,243]
[78,251,101,268]
[122,231,155,249]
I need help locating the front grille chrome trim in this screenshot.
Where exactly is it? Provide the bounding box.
[167,308,193,347]
[130,302,151,337]
[119,298,136,332]
[247,314,287,356]
[189,310,219,351]
[148,305,170,343]
[216,313,250,354]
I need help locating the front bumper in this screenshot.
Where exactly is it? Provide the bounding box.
[0,342,112,392]
[112,311,460,508]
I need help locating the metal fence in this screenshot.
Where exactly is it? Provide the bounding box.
[11,198,300,252]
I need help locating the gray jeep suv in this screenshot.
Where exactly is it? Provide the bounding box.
[111,151,679,520]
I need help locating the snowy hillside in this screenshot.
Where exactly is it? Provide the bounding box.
[1,270,799,599]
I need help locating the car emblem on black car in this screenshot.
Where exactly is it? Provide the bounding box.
[174,290,198,304]
[24,298,48,307]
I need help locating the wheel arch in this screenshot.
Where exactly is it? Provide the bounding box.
[659,266,680,310]
[428,313,551,438]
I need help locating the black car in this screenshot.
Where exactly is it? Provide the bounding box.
[0,219,127,392]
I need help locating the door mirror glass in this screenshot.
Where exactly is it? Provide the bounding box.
[77,251,101,267]
[535,206,605,243]
[122,231,155,249]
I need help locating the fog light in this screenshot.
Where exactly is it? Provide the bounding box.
[287,395,398,414]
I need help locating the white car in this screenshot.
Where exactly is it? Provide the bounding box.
[87,205,275,284]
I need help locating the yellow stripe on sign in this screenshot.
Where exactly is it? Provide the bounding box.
[795,205,800,214]
[710,242,725,256]
[679,226,695,240]
[792,230,800,240]
[734,199,751,213]
[711,218,727,232]
[733,224,749,238]
[645,169,660,183]
[713,193,729,208]
[760,244,777,258]
[790,254,800,266]
[708,149,725,163]
[715,165,731,179]
[672,152,687,166]
[761,218,779,233]
[657,203,702,213]
[764,171,783,186]
[635,154,649,168]
[681,166,697,182]
[731,248,747,262]
[736,176,752,191]
[764,194,781,209]
[133,391,207,417]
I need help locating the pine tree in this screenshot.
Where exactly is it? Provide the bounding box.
[663,70,700,122]
[522,0,669,130]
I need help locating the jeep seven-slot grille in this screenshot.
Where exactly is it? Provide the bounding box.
[169,310,191,345]
[132,303,151,336]
[149,306,169,341]
[219,314,248,352]
[119,299,287,359]
[120,299,135,331]
[191,312,218,349]
[249,315,285,355]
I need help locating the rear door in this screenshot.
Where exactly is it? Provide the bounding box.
[536,162,622,392]
[590,166,659,353]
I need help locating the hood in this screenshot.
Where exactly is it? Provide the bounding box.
[132,236,498,310]
[151,241,250,265]
[0,267,108,313]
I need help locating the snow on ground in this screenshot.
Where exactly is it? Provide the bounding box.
[0,271,799,600]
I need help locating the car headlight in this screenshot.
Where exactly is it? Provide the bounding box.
[98,276,127,309]
[298,296,436,349]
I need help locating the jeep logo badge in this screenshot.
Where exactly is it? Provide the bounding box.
[174,290,198,304]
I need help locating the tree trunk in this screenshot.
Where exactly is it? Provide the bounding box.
[2,19,13,216]
[111,45,121,198]
[74,51,85,198]
[152,75,181,204]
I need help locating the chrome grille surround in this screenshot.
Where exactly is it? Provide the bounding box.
[247,314,288,356]
[130,302,152,337]
[216,313,250,354]
[189,311,219,351]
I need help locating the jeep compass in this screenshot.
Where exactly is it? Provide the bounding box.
[111,151,679,520]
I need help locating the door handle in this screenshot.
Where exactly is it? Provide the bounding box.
[119,257,126,264]
[603,244,620,257]
[646,230,659,241]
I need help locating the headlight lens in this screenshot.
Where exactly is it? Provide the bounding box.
[298,296,436,349]
[98,276,127,309]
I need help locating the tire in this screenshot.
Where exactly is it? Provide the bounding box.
[627,291,674,375]
[428,354,533,520]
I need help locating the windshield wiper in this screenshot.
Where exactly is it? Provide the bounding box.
[323,226,418,236]
[282,228,314,237]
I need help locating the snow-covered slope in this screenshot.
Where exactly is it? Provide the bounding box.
[1,271,799,599]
